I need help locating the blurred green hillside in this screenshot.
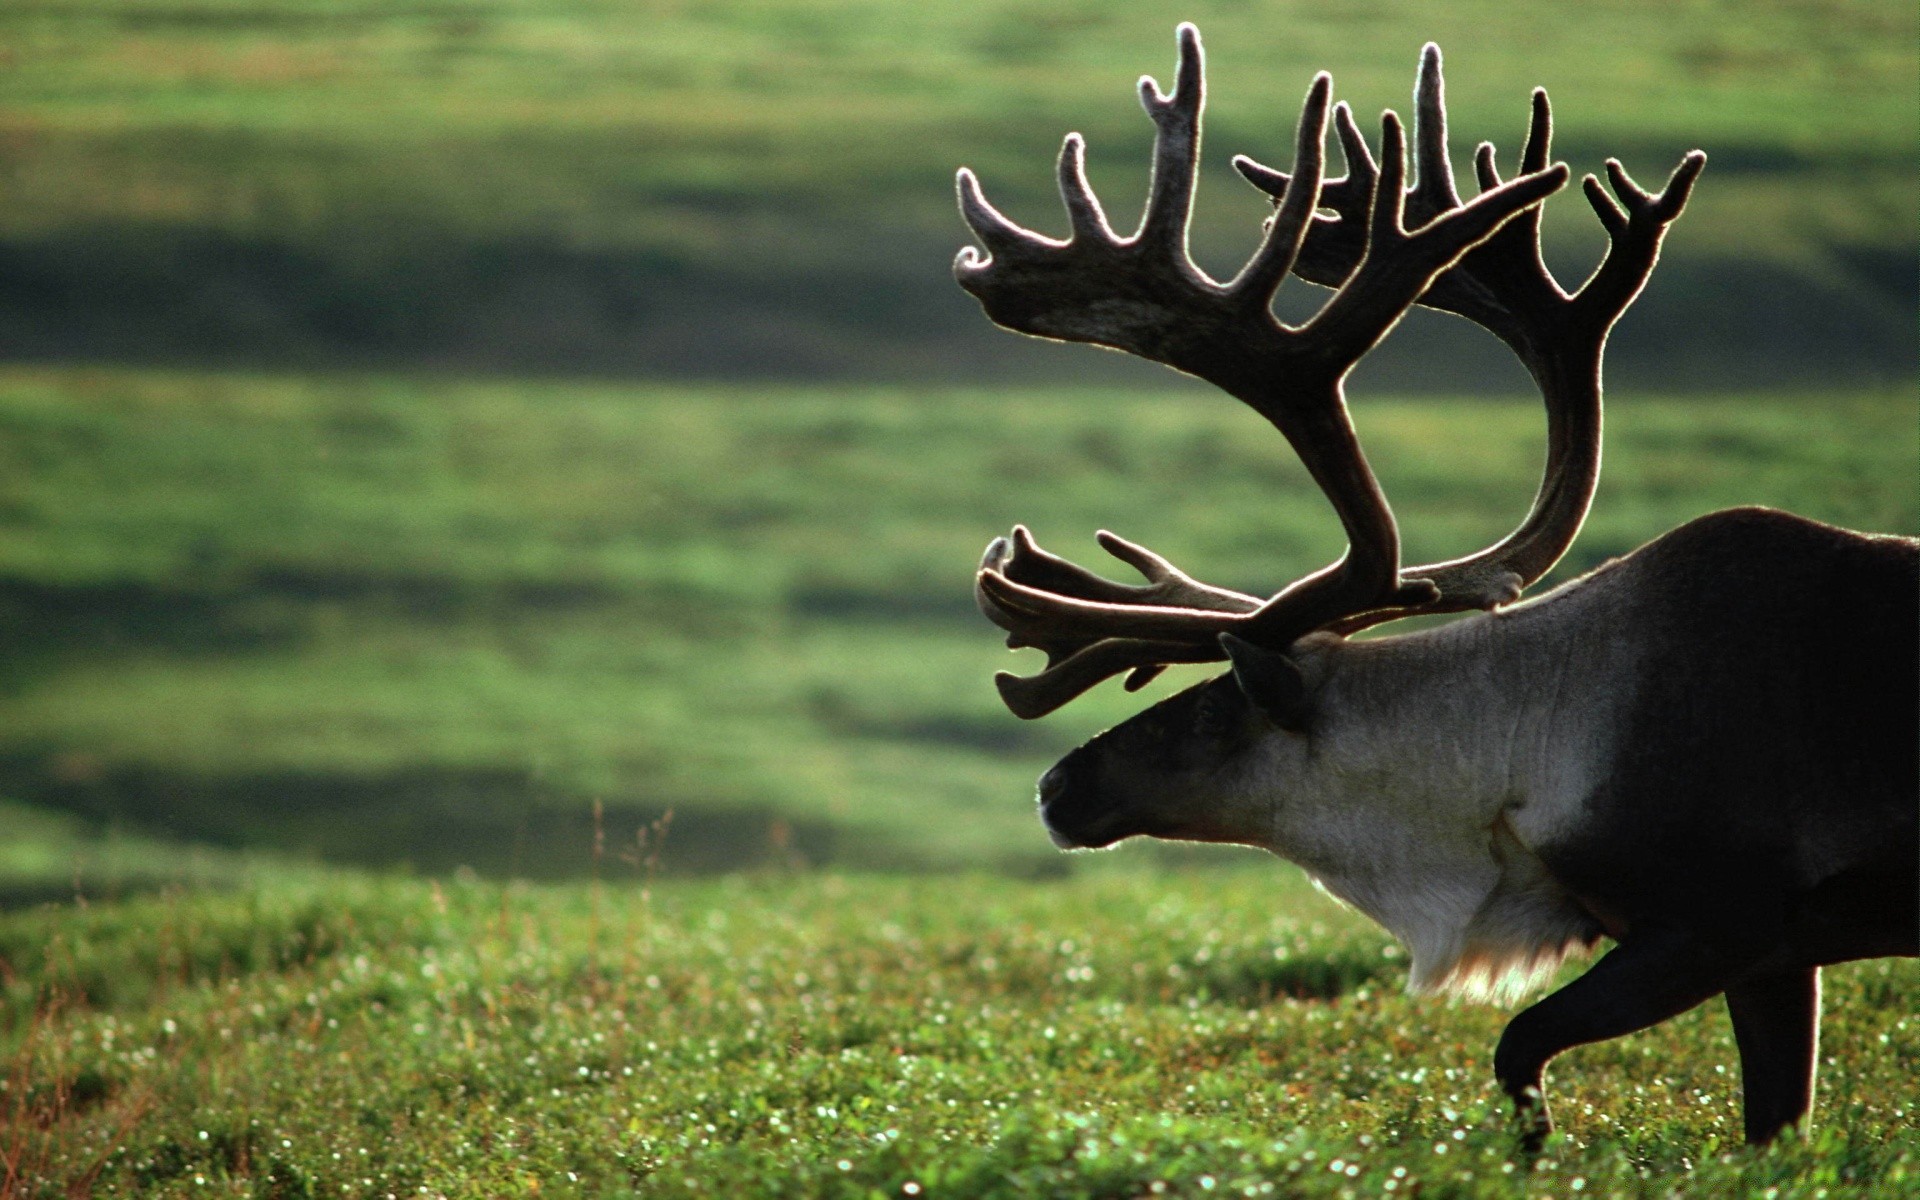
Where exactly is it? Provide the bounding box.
[1,0,1914,385]
[1,366,1912,883]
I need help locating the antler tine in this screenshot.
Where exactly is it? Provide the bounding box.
[1521,86,1551,174]
[1056,134,1116,243]
[1228,73,1333,309]
[1409,43,1464,223]
[1331,101,1381,199]
[1093,529,1261,611]
[1135,22,1206,260]
[994,636,1225,720]
[1573,152,1708,332]
[955,168,1057,270]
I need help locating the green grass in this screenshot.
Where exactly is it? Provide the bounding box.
[2,868,1914,1195]
[1,365,1914,878]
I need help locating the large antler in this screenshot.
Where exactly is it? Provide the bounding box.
[1234,44,1706,632]
[960,28,1701,718]
[959,25,1565,717]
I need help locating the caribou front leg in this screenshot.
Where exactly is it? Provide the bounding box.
[1492,928,1743,1152]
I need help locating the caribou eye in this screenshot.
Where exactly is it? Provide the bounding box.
[1193,690,1233,737]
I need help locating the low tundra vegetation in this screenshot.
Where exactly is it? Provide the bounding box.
[2,865,1914,1197]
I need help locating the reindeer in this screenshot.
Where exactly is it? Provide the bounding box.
[953,25,1918,1149]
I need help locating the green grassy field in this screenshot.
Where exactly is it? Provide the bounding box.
[2,868,1915,1196]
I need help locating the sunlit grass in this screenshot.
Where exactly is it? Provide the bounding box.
[1,869,1913,1195]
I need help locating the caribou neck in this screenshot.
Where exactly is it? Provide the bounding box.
[1264,579,1643,995]
[1320,578,1640,821]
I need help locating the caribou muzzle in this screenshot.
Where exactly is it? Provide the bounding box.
[1034,755,1125,850]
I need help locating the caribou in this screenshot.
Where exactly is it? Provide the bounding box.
[953,25,1918,1149]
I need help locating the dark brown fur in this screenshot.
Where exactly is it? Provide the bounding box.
[1498,508,1917,1146]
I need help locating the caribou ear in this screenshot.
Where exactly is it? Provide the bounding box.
[1220,633,1312,732]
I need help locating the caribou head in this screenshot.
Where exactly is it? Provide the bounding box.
[959,25,1699,847]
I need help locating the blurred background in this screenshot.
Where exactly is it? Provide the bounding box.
[0,0,1914,896]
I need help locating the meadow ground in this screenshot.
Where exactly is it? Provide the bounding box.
[0,366,1915,1196]
[1,867,1915,1197]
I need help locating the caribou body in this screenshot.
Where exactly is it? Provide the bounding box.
[1039,508,1918,1119]
[954,25,1918,1148]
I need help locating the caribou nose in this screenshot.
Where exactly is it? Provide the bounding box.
[1036,762,1083,849]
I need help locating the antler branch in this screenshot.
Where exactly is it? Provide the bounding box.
[1237,45,1706,631]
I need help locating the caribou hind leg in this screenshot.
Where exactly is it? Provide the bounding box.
[1492,927,1743,1151]
[1725,965,1821,1144]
